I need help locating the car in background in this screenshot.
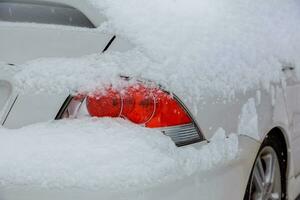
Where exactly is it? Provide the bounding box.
[0,0,300,199]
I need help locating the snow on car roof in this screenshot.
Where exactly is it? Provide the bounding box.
[14,0,300,99]
[0,118,237,190]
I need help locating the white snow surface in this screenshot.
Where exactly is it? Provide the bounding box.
[0,118,238,190]
[14,0,300,99]
[238,98,259,140]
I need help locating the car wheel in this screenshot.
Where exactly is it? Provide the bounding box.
[244,138,285,200]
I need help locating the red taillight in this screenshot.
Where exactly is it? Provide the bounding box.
[86,89,122,117]
[146,92,191,128]
[85,84,192,128]
[122,85,156,124]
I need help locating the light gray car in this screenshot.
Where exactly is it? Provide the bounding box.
[0,0,300,200]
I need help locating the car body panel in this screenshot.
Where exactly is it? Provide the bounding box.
[284,75,300,177]
[3,93,69,128]
[0,64,69,127]
[0,0,107,28]
[0,80,12,116]
[0,65,18,125]
[33,0,107,27]
[0,22,113,64]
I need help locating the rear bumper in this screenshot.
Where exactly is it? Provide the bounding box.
[0,135,260,200]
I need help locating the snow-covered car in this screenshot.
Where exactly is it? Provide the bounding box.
[0,0,300,200]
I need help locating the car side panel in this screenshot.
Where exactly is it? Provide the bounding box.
[3,93,69,129]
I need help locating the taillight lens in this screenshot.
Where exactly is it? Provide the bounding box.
[146,92,191,128]
[83,84,192,128]
[121,84,156,124]
[86,89,122,118]
[58,82,203,146]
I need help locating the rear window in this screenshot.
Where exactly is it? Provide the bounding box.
[0,1,95,28]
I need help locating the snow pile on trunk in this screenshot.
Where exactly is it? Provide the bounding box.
[14,0,300,98]
[0,119,238,190]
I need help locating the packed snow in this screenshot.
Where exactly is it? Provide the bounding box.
[238,98,259,140]
[0,118,238,190]
[13,0,300,99]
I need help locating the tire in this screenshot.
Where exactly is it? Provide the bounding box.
[244,136,286,200]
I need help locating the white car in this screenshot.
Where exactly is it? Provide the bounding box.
[0,0,299,200]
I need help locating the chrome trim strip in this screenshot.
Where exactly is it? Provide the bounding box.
[172,94,205,141]
[55,95,73,120]
[160,123,202,146]
[1,95,18,126]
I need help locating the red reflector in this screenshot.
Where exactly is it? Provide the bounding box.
[122,85,155,124]
[146,92,192,128]
[86,89,121,117]
[85,84,192,128]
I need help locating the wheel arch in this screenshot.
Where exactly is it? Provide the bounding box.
[264,127,289,175]
[264,126,289,199]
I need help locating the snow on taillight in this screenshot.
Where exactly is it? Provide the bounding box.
[121,84,156,124]
[85,84,192,128]
[57,82,203,146]
[86,89,122,118]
